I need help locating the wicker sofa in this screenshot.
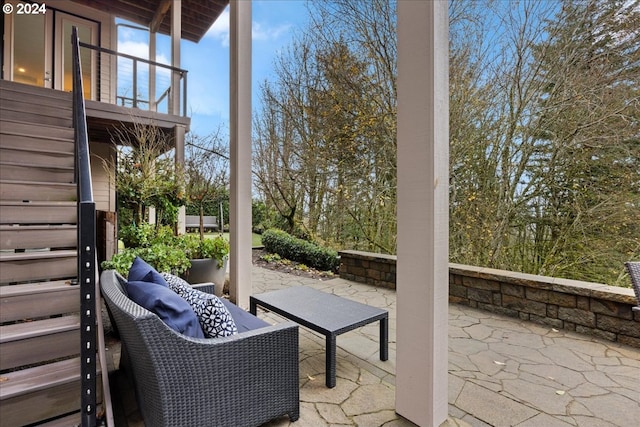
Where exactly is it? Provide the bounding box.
[100,270,300,427]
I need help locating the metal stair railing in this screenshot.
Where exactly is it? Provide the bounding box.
[72,26,104,427]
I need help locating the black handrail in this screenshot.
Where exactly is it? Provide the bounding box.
[79,41,188,116]
[72,26,97,427]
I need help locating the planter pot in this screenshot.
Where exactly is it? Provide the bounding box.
[181,258,228,296]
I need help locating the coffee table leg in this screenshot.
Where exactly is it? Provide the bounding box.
[326,334,336,388]
[249,298,257,315]
[380,316,388,361]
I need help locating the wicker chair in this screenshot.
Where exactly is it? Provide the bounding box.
[625,262,640,312]
[100,270,300,427]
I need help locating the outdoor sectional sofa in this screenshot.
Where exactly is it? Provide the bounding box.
[100,269,300,427]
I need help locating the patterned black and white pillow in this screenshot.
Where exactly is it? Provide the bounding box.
[161,273,238,338]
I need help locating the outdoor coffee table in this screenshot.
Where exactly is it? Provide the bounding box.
[250,286,388,388]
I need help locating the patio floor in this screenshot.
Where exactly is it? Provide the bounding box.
[106,266,640,426]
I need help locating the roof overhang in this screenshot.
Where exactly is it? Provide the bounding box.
[68,0,229,43]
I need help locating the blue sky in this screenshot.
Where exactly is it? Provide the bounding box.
[117,1,310,138]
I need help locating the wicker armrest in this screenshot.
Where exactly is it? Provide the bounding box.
[192,282,215,295]
[625,262,640,311]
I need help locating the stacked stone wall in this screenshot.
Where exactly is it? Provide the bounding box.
[339,250,396,289]
[339,250,640,348]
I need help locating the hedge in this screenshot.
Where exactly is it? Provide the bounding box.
[261,229,339,271]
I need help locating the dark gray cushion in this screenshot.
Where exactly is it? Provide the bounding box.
[220,299,270,333]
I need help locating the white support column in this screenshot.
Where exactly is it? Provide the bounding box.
[175,124,186,235]
[395,1,449,426]
[229,0,252,309]
[149,31,157,111]
[170,0,181,115]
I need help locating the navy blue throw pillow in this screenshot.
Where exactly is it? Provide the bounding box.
[128,256,168,287]
[126,280,205,338]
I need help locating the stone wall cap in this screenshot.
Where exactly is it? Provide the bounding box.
[339,250,396,263]
[343,252,636,305]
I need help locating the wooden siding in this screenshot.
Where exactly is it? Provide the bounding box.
[90,142,116,212]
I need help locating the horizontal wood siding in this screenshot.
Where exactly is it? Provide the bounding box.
[91,143,116,212]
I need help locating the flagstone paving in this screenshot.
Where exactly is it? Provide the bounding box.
[108,266,640,426]
[253,267,640,427]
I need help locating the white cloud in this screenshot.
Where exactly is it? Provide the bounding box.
[117,40,170,66]
[205,8,293,47]
[206,9,231,47]
[118,40,150,59]
[252,22,292,41]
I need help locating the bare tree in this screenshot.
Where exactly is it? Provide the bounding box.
[253,0,639,285]
[185,130,229,239]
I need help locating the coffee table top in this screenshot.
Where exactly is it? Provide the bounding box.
[251,286,388,335]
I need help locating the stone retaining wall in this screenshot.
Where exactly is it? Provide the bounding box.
[339,250,397,289]
[339,250,640,348]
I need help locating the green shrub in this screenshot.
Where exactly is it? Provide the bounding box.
[101,244,190,276]
[180,233,229,263]
[102,222,230,276]
[102,222,189,276]
[262,229,339,271]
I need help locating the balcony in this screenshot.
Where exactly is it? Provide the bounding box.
[76,41,190,145]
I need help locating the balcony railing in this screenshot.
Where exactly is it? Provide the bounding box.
[79,41,188,117]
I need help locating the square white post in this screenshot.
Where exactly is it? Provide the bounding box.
[229,0,252,308]
[175,124,186,235]
[170,0,181,115]
[396,1,449,426]
[149,31,156,111]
